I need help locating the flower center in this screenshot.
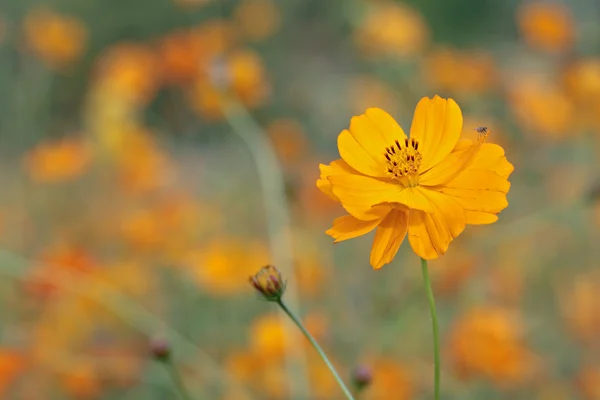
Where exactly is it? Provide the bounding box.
[384,138,422,184]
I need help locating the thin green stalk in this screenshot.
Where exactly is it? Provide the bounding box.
[421,258,440,400]
[277,300,356,400]
[162,360,194,400]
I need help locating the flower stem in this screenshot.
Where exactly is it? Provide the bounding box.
[162,359,194,400]
[421,258,440,400]
[277,300,356,400]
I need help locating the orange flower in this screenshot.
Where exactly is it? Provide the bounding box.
[562,58,600,131]
[448,306,535,386]
[93,43,159,105]
[508,76,574,139]
[234,0,281,41]
[317,96,513,268]
[266,118,308,165]
[24,8,87,69]
[348,75,399,115]
[517,1,575,53]
[577,364,600,400]
[189,48,269,119]
[61,362,100,399]
[354,1,429,58]
[189,238,269,296]
[0,349,26,396]
[424,47,497,95]
[24,137,91,183]
[557,270,600,345]
[362,359,412,400]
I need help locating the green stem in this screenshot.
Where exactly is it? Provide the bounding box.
[421,258,440,400]
[277,300,356,400]
[162,360,194,400]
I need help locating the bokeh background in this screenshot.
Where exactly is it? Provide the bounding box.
[1,0,600,398]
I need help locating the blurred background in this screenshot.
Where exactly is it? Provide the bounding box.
[1,0,600,398]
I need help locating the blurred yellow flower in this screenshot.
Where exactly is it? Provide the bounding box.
[424,47,497,95]
[354,1,429,58]
[317,96,513,268]
[24,137,91,183]
[562,58,600,131]
[24,8,87,69]
[517,1,575,53]
[234,0,281,41]
[189,239,269,296]
[448,306,535,386]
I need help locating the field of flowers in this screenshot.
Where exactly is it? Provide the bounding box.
[1,0,600,399]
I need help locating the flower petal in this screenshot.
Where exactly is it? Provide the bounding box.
[370,209,408,269]
[407,211,437,260]
[326,212,387,243]
[337,109,407,178]
[465,211,499,225]
[316,159,358,201]
[338,129,387,178]
[407,190,466,259]
[327,172,436,219]
[364,107,407,144]
[409,95,463,172]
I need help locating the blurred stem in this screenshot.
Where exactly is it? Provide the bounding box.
[161,359,194,400]
[421,259,440,400]
[277,300,355,400]
[223,99,310,399]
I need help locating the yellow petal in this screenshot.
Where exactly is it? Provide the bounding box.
[370,209,408,269]
[338,129,387,178]
[337,108,407,178]
[316,159,357,201]
[407,190,466,259]
[326,212,387,243]
[445,170,511,193]
[441,187,508,214]
[328,173,436,219]
[363,107,407,144]
[407,211,438,260]
[470,143,514,179]
[465,211,499,225]
[409,96,463,172]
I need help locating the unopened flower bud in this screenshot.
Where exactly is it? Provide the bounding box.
[150,337,171,362]
[249,265,286,301]
[351,365,373,391]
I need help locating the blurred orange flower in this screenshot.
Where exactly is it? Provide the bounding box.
[562,58,600,131]
[431,249,477,297]
[508,76,574,139]
[517,1,575,53]
[61,361,100,400]
[157,30,203,85]
[24,8,87,69]
[354,1,429,58]
[424,47,497,95]
[24,137,91,183]
[234,0,281,41]
[0,349,26,396]
[577,364,600,400]
[362,359,413,400]
[557,270,600,346]
[267,118,309,166]
[189,238,269,296]
[348,75,399,116]
[317,96,513,268]
[189,49,269,119]
[93,43,159,105]
[448,306,535,386]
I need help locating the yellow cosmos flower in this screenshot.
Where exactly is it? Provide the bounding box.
[317,95,513,269]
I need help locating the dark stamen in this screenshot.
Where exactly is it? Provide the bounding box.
[414,141,419,150]
[404,138,409,148]
[388,168,393,173]
[395,140,401,150]
[385,153,391,161]
[393,161,397,166]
